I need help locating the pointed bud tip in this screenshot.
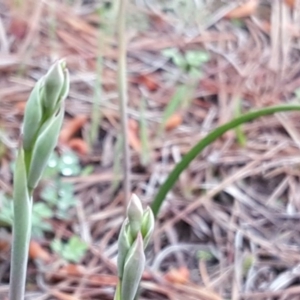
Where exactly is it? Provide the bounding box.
[127,194,143,219]
[42,59,69,113]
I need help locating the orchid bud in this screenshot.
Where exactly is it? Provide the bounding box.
[127,194,143,239]
[27,108,64,189]
[121,233,145,300]
[42,60,69,114]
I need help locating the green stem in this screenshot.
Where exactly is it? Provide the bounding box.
[114,281,121,300]
[9,149,33,300]
[151,104,300,216]
[9,198,32,300]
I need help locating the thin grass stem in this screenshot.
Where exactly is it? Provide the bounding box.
[117,0,131,208]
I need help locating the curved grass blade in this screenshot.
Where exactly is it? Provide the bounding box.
[151,104,300,217]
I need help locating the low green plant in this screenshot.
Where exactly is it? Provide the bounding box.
[114,194,154,300]
[31,203,53,237]
[163,48,210,77]
[9,60,69,300]
[0,150,82,239]
[41,182,77,220]
[0,194,53,238]
[41,150,84,221]
[43,150,81,178]
[0,193,14,227]
[51,235,88,263]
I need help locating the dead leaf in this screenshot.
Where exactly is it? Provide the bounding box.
[128,119,141,153]
[29,240,51,263]
[128,118,139,133]
[164,266,190,284]
[88,274,118,286]
[0,240,10,252]
[58,264,86,276]
[68,138,89,155]
[225,0,258,19]
[59,115,88,144]
[165,113,182,131]
[135,74,159,91]
[15,101,26,114]
[9,15,28,40]
[285,0,295,7]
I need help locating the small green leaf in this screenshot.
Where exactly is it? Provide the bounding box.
[51,238,63,253]
[162,48,178,58]
[185,50,210,67]
[51,236,88,263]
[32,202,53,219]
[40,184,58,206]
[31,202,53,237]
[172,53,187,69]
[58,151,81,176]
[81,165,94,176]
[43,151,60,178]
[197,250,214,261]
[0,194,13,226]
[63,236,88,262]
[189,67,202,79]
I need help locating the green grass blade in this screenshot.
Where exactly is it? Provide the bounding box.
[151,104,300,217]
[234,97,246,147]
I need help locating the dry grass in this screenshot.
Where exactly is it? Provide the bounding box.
[1,0,300,299]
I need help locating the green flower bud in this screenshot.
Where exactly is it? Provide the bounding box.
[22,81,43,151]
[121,233,145,300]
[117,220,131,279]
[141,207,155,249]
[27,108,64,189]
[42,60,69,115]
[22,59,69,152]
[127,194,143,239]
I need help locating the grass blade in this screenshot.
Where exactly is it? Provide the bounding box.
[151,104,300,217]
